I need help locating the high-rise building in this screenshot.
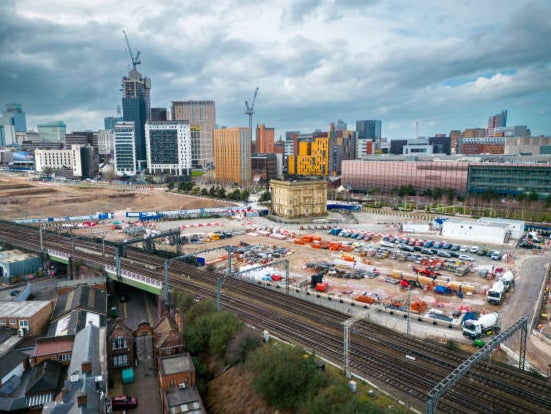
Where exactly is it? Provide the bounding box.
[2,103,27,132]
[256,124,275,154]
[113,122,137,177]
[37,121,66,142]
[356,120,382,158]
[104,116,122,130]
[213,127,251,185]
[65,131,97,148]
[287,134,329,176]
[487,110,507,137]
[97,129,113,156]
[150,108,168,122]
[171,100,216,170]
[145,121,192,177]
[356,120,381,140]
[122,68,151,170]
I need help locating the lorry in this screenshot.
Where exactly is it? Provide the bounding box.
[499,270,515,292]
[462,312,501,339]
[487,280,505,305]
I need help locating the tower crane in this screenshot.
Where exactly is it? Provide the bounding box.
[244,87,259,141]
[122,30,141,71]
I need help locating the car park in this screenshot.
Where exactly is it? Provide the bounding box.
[111,395,138,410]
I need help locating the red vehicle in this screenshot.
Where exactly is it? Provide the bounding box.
[111,395,138,410]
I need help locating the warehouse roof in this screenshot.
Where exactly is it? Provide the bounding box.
[0,301,52,318]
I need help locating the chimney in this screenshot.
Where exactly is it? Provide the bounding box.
[81,361,92,374]
[77,391,88,407]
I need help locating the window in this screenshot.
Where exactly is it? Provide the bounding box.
[60,353,71,362]
[113,354,128,368]
[113,335,127,350]
[19,320,29,328]
[9,319,15,325]
[0,320,6,325]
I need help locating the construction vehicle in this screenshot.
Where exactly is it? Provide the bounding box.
[499,270,515,292]
[462,312,501,339]
[487,280,505,305]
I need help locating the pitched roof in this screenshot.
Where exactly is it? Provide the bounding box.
[27,359,65,394]
[0,349,27,380]
[51,286,106,322]
[34,337,74,357]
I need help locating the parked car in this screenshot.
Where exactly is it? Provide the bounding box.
[433,242,443,249]
[459,245,468,252]
[450,244,460,251]
[491,251,503,260]
[442,242,452,249]
[111,395,138,410]
[458,254,474,262]
[477,247,489,256]
[469,246,479,253]
[437,250,451,258]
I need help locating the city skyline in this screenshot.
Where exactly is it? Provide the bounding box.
[1,0,550,140]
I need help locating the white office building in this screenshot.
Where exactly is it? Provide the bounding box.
[145,121,192,176]
[113,122,137,177]
[34,145,83,177]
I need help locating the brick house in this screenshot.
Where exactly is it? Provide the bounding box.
[107,320,134,370]
[32,335,74,366]
[158,353,205,413]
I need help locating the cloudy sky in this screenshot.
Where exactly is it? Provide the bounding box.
[1,0,550,140]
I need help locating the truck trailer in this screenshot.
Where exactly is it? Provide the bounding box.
[462,312,501,339]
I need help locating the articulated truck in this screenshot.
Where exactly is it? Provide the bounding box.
[462,312,501,339]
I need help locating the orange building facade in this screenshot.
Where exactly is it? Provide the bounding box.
[256,124,275,154]
[213,127,252,185]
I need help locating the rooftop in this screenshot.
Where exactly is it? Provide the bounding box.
[0,301,52,318]
[160,353,194,376]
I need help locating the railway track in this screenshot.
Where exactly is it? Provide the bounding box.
[1,221,551,412]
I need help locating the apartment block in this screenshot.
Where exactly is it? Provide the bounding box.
[213,127,251,185]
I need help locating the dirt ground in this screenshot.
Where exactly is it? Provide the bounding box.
[0,175,232,220]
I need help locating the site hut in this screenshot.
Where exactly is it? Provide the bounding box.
[0,249,42,284]
[441,218,519,245]
[269,177,328,219]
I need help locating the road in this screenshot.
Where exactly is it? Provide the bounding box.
[502,253,551,372]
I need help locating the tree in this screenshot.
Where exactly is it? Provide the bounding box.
[172,289,195,314]
[43,167,54,177]
[305,376,385,414]
[228,189,241,200]
[166,181,175,191]
[240,189,250,202]
[246,345,325,410]
[216,187,227,199]
[208,186,216,197]
[259,191,271,202]
[225,327,262,365]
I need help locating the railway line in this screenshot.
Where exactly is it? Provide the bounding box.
[1,221,551,412]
